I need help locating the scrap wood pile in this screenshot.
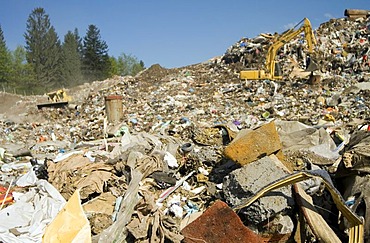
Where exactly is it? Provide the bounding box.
[1,11,370,243]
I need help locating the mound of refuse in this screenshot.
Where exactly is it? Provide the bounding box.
[1,12,370,243]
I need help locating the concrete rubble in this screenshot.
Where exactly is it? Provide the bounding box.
[1,11,370,243]
[223,155,294,225]
[223,121,283,166]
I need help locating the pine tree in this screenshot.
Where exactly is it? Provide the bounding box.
[73,28,83,58]
[0,24,11,86]
[82,24,111,81]
[139,60,145,69]
[24,7,62,89]
[61,30,83,87]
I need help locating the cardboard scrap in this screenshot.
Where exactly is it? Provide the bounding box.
[294,184,341,243]
[43,189,91,243]
[131,210,184,243]
[82,192,116,215]
[47,154,113,200]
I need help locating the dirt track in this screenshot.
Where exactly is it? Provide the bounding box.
[0,92,49,123]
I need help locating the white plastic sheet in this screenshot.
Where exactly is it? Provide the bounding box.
[0,179,66,243]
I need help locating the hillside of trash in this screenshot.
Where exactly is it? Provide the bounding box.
[1,12,370,243]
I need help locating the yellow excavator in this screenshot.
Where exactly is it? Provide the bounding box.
[240,18,317,80]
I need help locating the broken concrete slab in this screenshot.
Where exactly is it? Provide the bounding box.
[223,155,294,225]
[223,121,282,166]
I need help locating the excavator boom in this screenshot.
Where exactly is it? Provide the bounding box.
[240,17,317,80]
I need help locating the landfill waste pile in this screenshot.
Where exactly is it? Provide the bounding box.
[1,11,370,243]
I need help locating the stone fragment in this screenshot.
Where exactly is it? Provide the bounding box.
[223,121,282,165]
[326,93,341,107]
[223,156,294,225]
[181,200,266,243]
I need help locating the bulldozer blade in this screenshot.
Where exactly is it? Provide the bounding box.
[37,101,68,110]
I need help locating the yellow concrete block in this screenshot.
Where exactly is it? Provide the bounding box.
[224,121,282,166]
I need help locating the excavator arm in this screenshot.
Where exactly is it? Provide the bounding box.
[266,18,317,79]
[240,17,317,80]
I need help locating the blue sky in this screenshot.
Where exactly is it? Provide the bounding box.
[1,1,370,68]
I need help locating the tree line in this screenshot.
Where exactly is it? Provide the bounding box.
[0,7,145,95]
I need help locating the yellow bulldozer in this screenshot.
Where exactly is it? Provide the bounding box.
[240,18,318,80]
[37,89,72,109]
[46,89,72,103]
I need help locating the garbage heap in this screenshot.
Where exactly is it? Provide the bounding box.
[0,14,370,243]
[222,15,370,78]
